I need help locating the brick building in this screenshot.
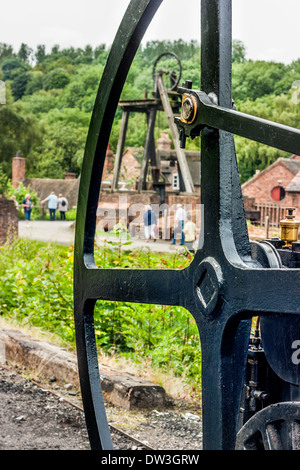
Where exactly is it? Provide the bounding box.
[11,135,201,239]
[101,134,201,195]
[97,134,201,237]
[242,155,300,226]
[101,146,142,191]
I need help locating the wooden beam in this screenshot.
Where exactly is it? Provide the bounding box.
[112,110,129,191]
[157,76,195,193]
[138,107,157,191]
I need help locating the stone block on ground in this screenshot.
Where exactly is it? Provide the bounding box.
[0,327,166,410]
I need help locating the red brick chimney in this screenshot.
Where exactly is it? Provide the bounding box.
[12,152,25,188]
[157,132,171,150]
[103,144,114,176]
[64,170,76,180]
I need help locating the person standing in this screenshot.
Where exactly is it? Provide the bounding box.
[183,214,197,253]
[42,191,58,221]
[57,194,68,220]
[22,193,33,227]
[172,204,186,245]
[143,205,157,242]
[11,195,19,210]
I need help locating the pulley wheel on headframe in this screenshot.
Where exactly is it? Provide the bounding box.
[152,51,182,91]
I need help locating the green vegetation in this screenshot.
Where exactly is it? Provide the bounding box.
[1,39,300,184]
[0,238,201,394]
[1,37,298,398]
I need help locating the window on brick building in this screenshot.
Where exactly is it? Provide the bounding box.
[172,173,180,190]
[271,186,286,201]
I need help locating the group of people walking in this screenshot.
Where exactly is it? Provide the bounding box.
[18,192,68,225]
[143,203,198,252]
[41,192,68,221]
[171,204,198,252]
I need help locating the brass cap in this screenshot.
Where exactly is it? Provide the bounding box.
[280,208,300,246]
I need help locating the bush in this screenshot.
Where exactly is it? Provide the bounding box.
[0,239,202,390]
[5,181,40,219]
[0,239,75,343]
[43,68,70,91]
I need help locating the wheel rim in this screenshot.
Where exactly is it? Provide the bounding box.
[236,402,300,450]
[73,0,163,450]
[152,51,182,91]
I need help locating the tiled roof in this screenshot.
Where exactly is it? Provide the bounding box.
[286,170,300,192]
[242,157,300,188]
[23,177,79,208]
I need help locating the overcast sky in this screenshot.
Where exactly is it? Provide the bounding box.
[2,0,300,64]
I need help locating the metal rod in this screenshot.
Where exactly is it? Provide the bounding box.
[202,103,300,155]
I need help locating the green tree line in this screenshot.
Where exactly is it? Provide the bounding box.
[1,39,300,183]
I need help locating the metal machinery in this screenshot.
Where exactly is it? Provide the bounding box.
[74,0,300,450]
[112,51,194,196]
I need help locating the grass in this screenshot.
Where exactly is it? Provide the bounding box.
[0,237,202,401]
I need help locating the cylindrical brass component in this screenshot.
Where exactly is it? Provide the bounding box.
[181,93,197,124]
[280,207,300,246]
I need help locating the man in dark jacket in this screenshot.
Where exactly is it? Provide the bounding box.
[143,205,157,242]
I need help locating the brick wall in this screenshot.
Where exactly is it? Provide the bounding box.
[242,162,293,204]
[242,161,300,220]
[0,196,18,245]
[96,190,201,238]
[102,148,141,189]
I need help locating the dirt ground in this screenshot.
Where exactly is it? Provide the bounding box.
[0,363,90,450]
[0,362,203,451]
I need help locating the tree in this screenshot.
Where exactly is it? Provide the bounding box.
[1,58,27,81]
[21,89,60,115]
[234,89,300,182]
[11,72,30,100]
[232,60,293,102]
[0,101,43,176]
[17,43,33,63]
[35,45,46,64]
[24,72,44,95]
[60,64,102,111]
[0,43,15,62]
[232,39,246,63]
[51,44,60,55]
[43,68,70,90]
[27,108,90,178]
[94,44,107,62]
[0,164,8,195]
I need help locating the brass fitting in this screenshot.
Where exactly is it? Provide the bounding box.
[181,94,198,124]
[280,207,300,246]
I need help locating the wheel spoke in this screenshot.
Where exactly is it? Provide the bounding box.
[229,266,300,315]
[290,420,300,450]
[236,403,300,450]
[263,423,284,450]
[81,266,184,306]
